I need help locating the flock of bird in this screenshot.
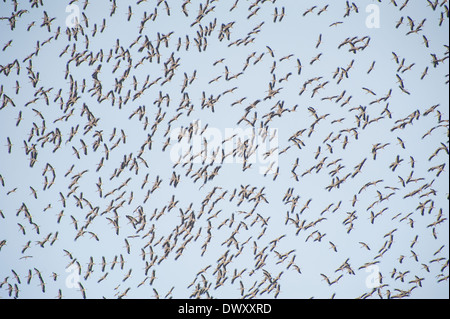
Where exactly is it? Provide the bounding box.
[0,0,448,299]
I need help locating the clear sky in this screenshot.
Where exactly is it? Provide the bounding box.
[0,0,448,299]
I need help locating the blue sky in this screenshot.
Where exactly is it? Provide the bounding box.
[0,0,448,299]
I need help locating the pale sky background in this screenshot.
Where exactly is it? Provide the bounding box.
[0,0,448,299]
